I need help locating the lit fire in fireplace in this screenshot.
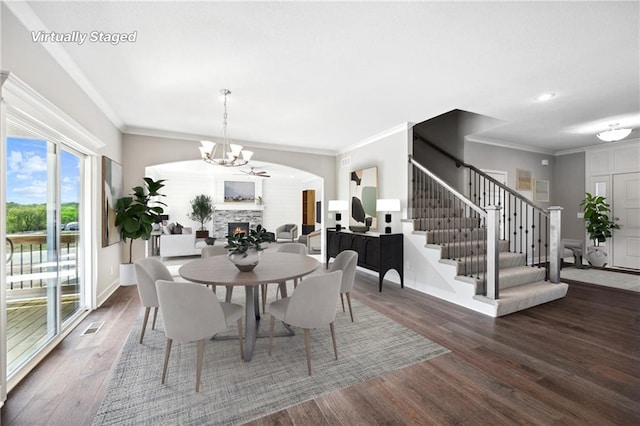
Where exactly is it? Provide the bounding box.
[233,227,245,235]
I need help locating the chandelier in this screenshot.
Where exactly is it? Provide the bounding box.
[199,89,253,167]
[596,123,632,142]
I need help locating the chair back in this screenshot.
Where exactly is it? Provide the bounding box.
[285,270,342,329]
[156,280,228,343]
[278,242,307,255]
[201,245,227,257]
[329,250,358,293]
[134,258,173,308]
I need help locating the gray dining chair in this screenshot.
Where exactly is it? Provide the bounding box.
[329,250,358,322]
[201,244,234,302]
[268,270,343,376]
[134,258,174,344]
[261,242,308,312]
[156,279,244,392]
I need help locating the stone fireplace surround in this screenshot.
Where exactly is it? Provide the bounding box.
[212,209,263,240]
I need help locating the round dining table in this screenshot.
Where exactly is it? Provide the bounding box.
[179,251,319,361]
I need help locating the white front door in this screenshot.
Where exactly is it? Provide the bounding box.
[612,172,640,269]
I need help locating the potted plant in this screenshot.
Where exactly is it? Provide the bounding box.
[225,224,275,271]
[188,194,214,239]
[115,177,166,284]
[580,192,620,267]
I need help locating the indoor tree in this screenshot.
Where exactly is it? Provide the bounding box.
[188,194,214,231]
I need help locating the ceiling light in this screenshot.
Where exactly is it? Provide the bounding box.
[596,124,632,142]
[199,89,253,167]
[535,93,556,102]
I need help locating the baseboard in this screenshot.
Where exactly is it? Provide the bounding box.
[97,278,121,308]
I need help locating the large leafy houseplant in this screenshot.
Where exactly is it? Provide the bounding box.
[225,224,275,257]
[188,194,214,231]
[115,177,166,264]
[580,193,620,246]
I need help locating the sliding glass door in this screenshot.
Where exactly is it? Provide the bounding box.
[5,136,85,378]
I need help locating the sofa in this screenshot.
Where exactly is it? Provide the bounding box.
[159,225,207,259]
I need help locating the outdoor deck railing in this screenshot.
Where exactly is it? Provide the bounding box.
[5,233,79,290]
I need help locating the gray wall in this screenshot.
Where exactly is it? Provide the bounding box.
[553,152,585,240]
[464,141,555,209]
[412,109,502,192]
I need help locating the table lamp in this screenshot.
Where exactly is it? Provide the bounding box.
[328,200,348,231]
[376,199,401,233]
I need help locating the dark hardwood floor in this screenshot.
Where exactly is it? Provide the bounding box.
[2,273,639,425]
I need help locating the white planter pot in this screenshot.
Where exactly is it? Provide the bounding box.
[586,246,608,267]
[119,263,137,286]
[228,248,261,272]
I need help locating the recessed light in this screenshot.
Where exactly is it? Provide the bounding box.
[535,93,556,102]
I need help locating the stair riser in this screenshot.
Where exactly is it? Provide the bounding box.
[440,240,509,259]
[500,268,546,289]
[412,208,464,217]
[414,217,481,231]
[412,197,455,208]
[426,228,487,244]
[455,253,526,275]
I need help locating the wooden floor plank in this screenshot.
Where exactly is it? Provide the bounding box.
[3,277,639,425]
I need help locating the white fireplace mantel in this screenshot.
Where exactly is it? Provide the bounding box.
[214,203,264,211]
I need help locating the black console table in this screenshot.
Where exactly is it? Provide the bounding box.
[326,228,403,292]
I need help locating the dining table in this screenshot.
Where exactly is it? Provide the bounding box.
[179,251,319,361]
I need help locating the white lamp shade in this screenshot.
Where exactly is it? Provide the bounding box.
[229,143,243,156]
[241,150,254,161]
[200,140,215,154]
[328,200,348,211]
[198,146,209,158]
[376,199,401,212]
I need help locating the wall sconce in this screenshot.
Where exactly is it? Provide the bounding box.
[376,199,401,233]
[328,200,348,231]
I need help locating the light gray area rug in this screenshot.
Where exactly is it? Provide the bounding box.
[93,295,449,425]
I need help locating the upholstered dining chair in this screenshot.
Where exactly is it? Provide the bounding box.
[201,245,234,302]
[134,258,174,344]
[268,270,343,376]
[155,279,244,392]
[329,250,358,322]
[261,242,308,313]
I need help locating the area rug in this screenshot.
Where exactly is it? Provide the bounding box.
[93,293,449,425]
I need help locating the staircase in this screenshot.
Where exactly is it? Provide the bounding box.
[409,150,568,317]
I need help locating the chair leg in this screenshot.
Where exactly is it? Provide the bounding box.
[140,307,150,343]
[151,306,158,330]
[346,292,354,322]
[303,328,312,376]
[195,339,205,392]
[330,321,338,360]
[261,284,267,313]
[225,285,233,303]
[268,315,275,355]
[161,338,172,384]
[340,293,345,312]
[237,318,244,360]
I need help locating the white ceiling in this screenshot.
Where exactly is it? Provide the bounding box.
[17,1,640,155]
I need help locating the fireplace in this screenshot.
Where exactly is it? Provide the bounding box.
[228,222,250,237]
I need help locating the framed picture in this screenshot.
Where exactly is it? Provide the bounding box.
[349,166,378,229]
[224,181,255,202]
[516,168,532,190]
[534,179,550,202]
[102,156,123,247]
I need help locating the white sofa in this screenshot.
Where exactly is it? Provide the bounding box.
[159,227,207,259]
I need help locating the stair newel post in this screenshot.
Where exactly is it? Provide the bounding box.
[549,206,563,284]
[486,205,501,299]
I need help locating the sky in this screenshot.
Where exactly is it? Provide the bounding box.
[6,137,80,205]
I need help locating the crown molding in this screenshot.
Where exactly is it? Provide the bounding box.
[4,1,124,130]
[338,122,412,155]
[555,137,640,156]
[465,135,557,155]
[122,126,337,157]
[1,71,104,152]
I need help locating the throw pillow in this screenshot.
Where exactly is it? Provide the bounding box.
[164,223,175,235]
[284,224,293,232]
[173,223,183,234]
